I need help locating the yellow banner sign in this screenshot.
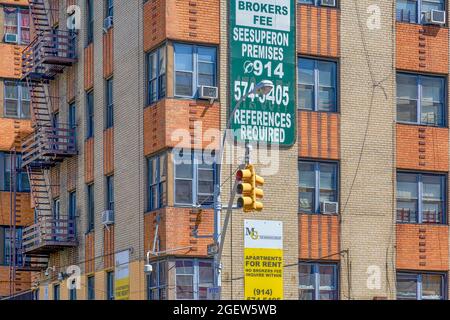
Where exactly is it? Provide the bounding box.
[244,220,283,300]
[244,248,283,300]
[115,278,130,300]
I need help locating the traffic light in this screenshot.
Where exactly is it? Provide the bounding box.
[236,165,265,212]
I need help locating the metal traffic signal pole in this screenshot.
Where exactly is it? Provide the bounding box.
[213,80,274,299]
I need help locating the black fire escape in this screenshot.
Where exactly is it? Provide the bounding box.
[15,0,78,271]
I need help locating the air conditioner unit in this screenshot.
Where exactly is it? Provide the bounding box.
[198,85,218,102]
[4,33,18,43]
[101,210,115,225]
[320,201,339,214]
[321,0,336,7]
[425,10,446,25]
[104,16,114,31]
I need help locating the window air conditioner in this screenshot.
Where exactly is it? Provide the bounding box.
[101,210,115,225]
[4,33,18,43]
[198,85,218,102]
[425,10,446,25]
[320,201,339,214]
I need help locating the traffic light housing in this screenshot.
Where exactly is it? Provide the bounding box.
[236,165,264,212]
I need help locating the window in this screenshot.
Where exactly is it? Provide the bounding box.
[68,102,77,146]
[106,175,114,211]
[106,0,114,17]
[86,91,94,139]
[106,271,114,300]
[53,284,60,301]
[0,152,29,192]
[87,184,94,232]
[87,276,95,300]
[174,151,215,207]
[147,46,166,105]
[174,44,217,98]
[86,0,94,44]
[54,198,60,219]
[299,263,339,300]
[147,154,167,212]
[4,81,30,119]
[3,7,30,44]
[68,191,76,220]
[397,73,445,126]
[298,58,337,112]
[106,78,114,128]
[69,281,77,300]
[298,0,337,7]
[397,272,445,300]
[0,227,23,266]
[175,259,214,300]
[299,161,338,214]
[397,0,445,24]
[397,172,446,224]
[147,261,167,300]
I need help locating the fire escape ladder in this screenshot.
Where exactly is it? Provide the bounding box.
[29,0,51,35]
[26,165,53,219]
[27,78,52,129]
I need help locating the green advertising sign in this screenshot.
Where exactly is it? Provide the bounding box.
[230,0,296,146]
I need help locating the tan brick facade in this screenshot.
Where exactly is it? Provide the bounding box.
[2,0,450,301]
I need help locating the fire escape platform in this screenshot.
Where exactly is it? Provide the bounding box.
[22,217,77,255]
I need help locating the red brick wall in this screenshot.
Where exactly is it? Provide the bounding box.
[396,124,448,172]
[0,192,34,227]
[85,232,95,274]
[299,214,340,261]
[104,226,115,270]
[396,23,449,74]
[397,224,449,271]
[103,28,114,79]
[144,0,166,52]
[0,44,23,79]
[144,207,214,257]
[0,118,33,152]
[144,99,220,156]
[297,4,340,58]
[84,44,94,91]
[84,138,94,184]
[298,111,340,160]
[144,0,220,52]
[103,128,114,176]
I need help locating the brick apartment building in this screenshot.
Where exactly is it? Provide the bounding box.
[0,0,449,300]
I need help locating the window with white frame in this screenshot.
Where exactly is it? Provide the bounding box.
[175,259,214,300]
[298,0,337,7]
[397,73,446,127]
[147,46,166,105]
[397,272,446,300]
[299,263,339,300]
[397,172,446,224]
[3,7,30,44]
[174,150,215,207]
[147,260,167,300]
[174,43,217,98]
[299,161,338,214]
[298,58,337,112]
[397,0,445,24]
[4,81,30,119]
[0,152,29,192]
[147,153,167,212]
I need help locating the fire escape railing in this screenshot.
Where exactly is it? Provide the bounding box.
[21,124,77,168]
[22,216,77,254]
[14,0,79,270]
